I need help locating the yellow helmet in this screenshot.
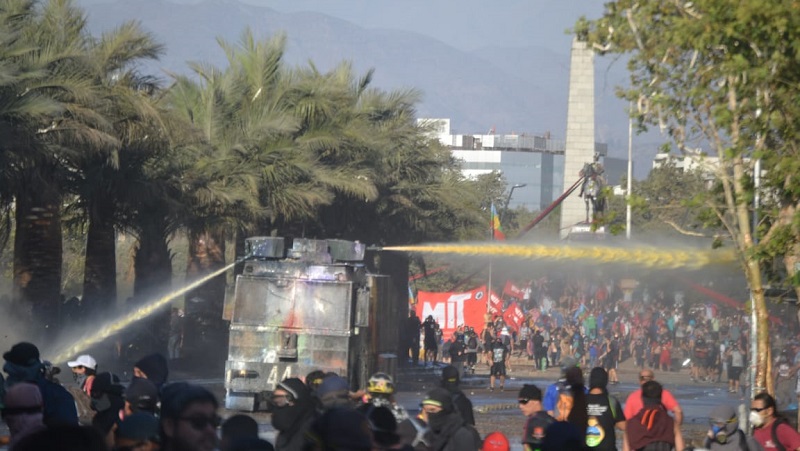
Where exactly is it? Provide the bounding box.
[367,372,394,395]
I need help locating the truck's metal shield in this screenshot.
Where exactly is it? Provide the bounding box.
[230,276,352,331]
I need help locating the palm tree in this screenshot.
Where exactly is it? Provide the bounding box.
[291,67,486,245]
[1,0,114,338]
[69,20,164,313]
[164,31,287,351]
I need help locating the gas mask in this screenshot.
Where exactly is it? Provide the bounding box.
[749,411,765,427]
[711,424,728,443]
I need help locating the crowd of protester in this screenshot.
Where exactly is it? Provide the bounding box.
[1,335,800,450]
[406,274,800,407]
[2,272,800,450]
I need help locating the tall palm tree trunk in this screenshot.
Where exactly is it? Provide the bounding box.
[184,228,227,359]
[133,223,173,300]
[13,167,64,343]
[82,195,117,314]
[131,214,174,356]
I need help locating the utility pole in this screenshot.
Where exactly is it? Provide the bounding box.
[626,103,633,240]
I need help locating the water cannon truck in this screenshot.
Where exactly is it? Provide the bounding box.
[222,237,401,411]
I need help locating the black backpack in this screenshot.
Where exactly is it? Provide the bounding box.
[771,417,790,451]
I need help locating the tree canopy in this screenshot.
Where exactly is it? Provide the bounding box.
[0,0,499,349]
[580,0,800,393]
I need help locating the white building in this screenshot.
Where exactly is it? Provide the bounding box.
[418,118,625,212]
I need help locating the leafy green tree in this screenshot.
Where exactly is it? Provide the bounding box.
[603,160,711,239]
[581,0,800,393]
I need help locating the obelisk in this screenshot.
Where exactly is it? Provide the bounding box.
[560,36,595,238]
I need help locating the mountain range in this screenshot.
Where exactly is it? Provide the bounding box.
[78,0,660,177]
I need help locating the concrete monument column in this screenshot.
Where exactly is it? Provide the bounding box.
[560,36,595,238]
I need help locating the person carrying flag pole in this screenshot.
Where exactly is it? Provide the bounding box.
[487,203,502,327]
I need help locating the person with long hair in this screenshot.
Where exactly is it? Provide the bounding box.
[564,366,588,443]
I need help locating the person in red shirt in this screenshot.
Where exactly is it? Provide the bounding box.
[751,392,800,451]
[626,381,679,451]
[623,369,683,426]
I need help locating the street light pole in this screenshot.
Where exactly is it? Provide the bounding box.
[502,183,527,224]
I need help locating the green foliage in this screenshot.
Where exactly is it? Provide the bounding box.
[583,1,800,266]
[583,0,800,388]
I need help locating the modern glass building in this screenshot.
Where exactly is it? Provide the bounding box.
[422,118,622,212]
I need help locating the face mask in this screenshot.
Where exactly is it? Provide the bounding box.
[749,411,764,427]
[73,373,87,386]
[427,411,447,432]
[91,394,112,412]
[271,404,301,432]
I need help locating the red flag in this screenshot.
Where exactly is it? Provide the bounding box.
[503,302,525,332]
[487,289,503,315]
[503,280,524,299]
[416,286,489,339]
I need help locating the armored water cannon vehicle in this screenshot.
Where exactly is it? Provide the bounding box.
[223,237,399,411]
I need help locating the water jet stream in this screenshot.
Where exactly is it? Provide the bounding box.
[384,243,736,269]
[51,261,238,364]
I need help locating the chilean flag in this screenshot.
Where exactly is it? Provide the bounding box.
[491,203,505,240]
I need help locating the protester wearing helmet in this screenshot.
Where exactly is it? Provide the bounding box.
[362,372,422,449]
[702,404,758,451]
[483,431,510,451]
[365,372,409,423]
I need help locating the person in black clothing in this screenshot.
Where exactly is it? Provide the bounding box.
[465,328,479,373]
[2,342,78,426]
[360,404,415,451]
[421,388,479,451]
[406,311,422,366]
[440,365,475,426]
[89,372,125,447]
[160,382,220,451]
[585,367,625,451]
[482,324,495,366]
[423,316,439,366]
[307,408,373,451]
[271,377,318,451]
[533,330,546,371]
[133,353,169,390]
[518,384,554,451]
[489,335,509,391]
[448,334,467,380]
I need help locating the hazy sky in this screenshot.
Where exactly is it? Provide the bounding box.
[74,0,661,174]
[78,0,608,53]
